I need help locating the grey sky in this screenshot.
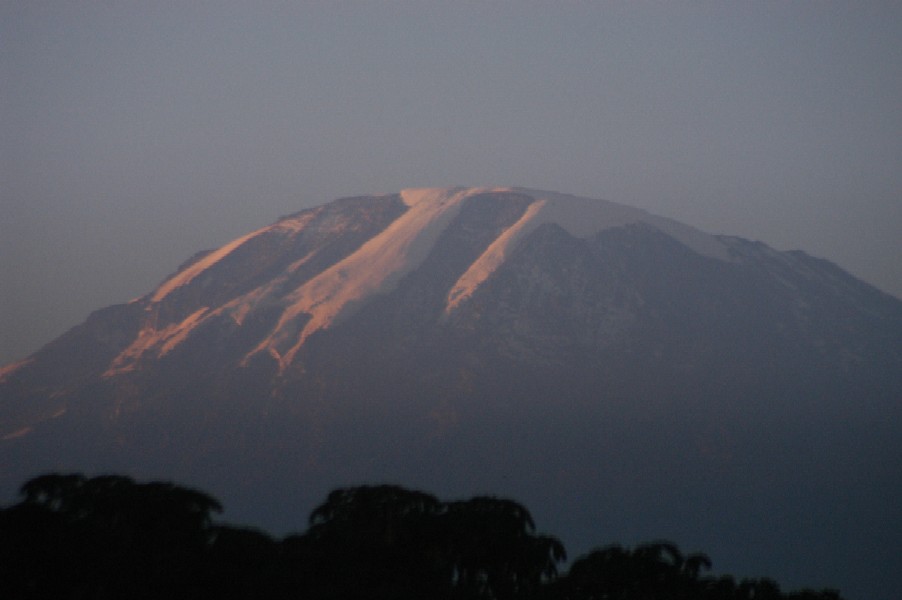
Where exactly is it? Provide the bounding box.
[2,1,901,365]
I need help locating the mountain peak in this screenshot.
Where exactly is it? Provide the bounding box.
[100,188,734,374]
[5,184,900,415]
[2,187,900,600]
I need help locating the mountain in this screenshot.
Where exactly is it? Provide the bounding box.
[2,187,901,599]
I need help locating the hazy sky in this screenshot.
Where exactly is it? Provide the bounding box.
[2,1,901,365]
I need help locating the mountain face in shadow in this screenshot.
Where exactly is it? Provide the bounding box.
[2,188,900,600]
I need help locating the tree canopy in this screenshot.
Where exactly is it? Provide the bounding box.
[0,473,844,600]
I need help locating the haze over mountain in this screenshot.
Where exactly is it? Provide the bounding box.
[2,187,900,600]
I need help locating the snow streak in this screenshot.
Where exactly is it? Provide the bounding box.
[244,188,482,370]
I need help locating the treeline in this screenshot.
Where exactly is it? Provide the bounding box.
[0,473,841,600]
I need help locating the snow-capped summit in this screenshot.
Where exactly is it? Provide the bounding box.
[77,187,735,375]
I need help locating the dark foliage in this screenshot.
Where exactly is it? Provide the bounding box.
[0,473,844,600]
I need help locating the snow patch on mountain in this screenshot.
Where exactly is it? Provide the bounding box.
[271,211,320,234]
[1,426,33,441]
[103,307,209,377]
[513,188,730,261]
[446,199,547,312]
[150,212,318,303]
[151,230,265,303]
[444,188,730,312]
[0,358,33,383]
[245,188,489,370]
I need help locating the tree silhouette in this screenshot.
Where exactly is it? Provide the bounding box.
[202,524,281,598]
[736,578,783,600]
[557,541,715,600]
[0,500,73,598]
[683,550,714,580]
[441,496,566,600]
[296,485,566,600]
[0,473,849,600]
[301,484,448,599]
[19,472,89,513]
[4,472,223,599]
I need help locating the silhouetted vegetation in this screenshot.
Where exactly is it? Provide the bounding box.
[0,473,844,600]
